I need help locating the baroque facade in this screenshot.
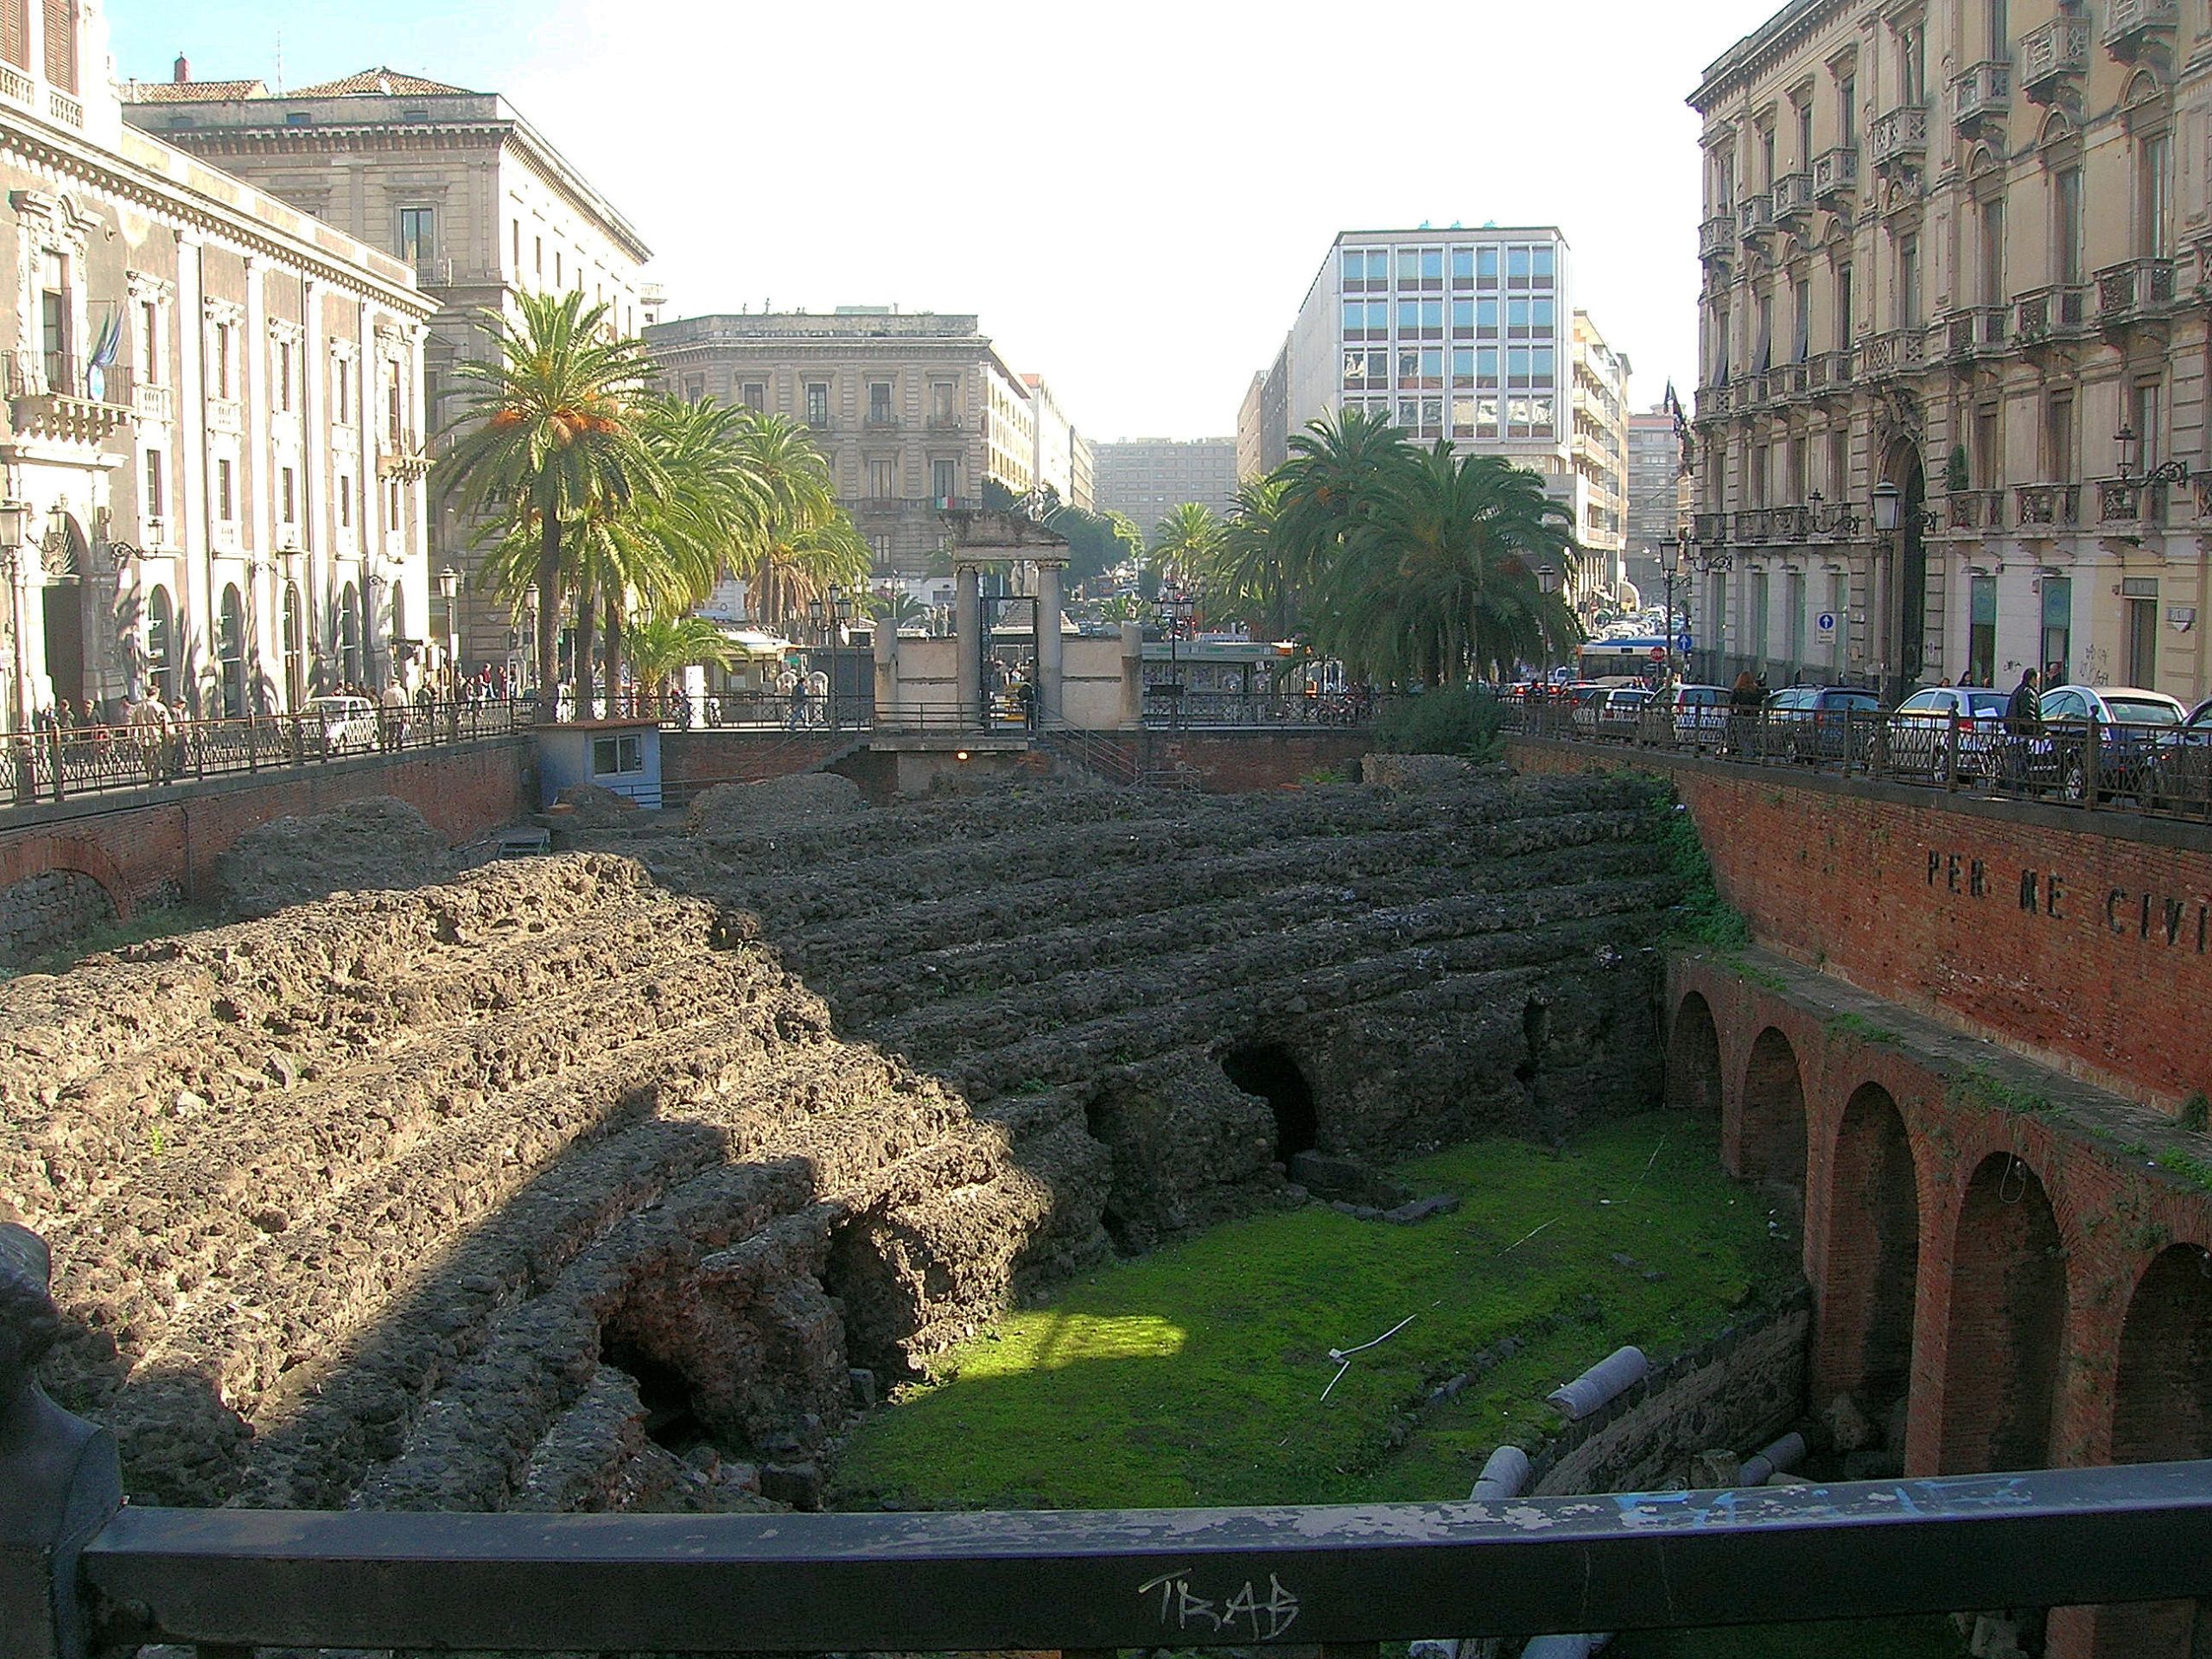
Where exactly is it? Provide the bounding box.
[123,63,651,677]
[1692,0,2212,702]
[0,7,433,731]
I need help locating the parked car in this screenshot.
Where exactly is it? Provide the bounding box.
[308,694,378,753]
[2035,684,2188,802]
[1592,684,1655,739]
[1884,685,2012,779]
[2150,697,2212,813]
[1563,681,1614,733]
[1763,684,1882,762]
[1666,683,1731,748]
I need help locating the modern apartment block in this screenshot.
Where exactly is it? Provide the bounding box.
[125,61,652,672]
[1023,373,1095,511]
[1628,405,1694,601]
[1690,0,2212,702]
[641,308,1041,585]
[1572,311,1632,607]
[1093,438,1239,535]
[0,17,434,730]
[1252,226,1631,607]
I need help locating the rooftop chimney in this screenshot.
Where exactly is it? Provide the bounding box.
[174,54,188,84]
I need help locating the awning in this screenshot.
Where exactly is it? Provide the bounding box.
[715,626,796,658]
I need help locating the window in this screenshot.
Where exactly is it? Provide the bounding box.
[804,381,830,428]
[1839,74,1856,149]
[1755,292,1773,372]
[2133,380,2161,466]
[742,381,767,414]
[147,586,175,700]
[1897,235,1921,329]
[591,733,644,776]
[1793,279,1810,362]
[2041,574,2073,681]
[215,322,232,398]
[387,365,404,442]
[2139,133,2171,257]
[277,340,293,411]
[143,450,163,519]
[280,465,296,524]
[1796,102,1814,168]
[1761,128,1776,187]
[682,375,706,403]
[1970,575,1997,687]
[388,477,402,524]
[2126,578,2160,685]
[2044,391,2075,479]
[398,207,435,267]
[1988,0,2008,57]
[138,302,158,383]
[868,379,893,423]
[1827,427,1849,496]
[868,456,895,498]
[1975,404,2000,486]
[339,474,353,529]
[512,220,521,270]
[334,357,351,420]
[1835,263,1853,347]
[216,457,234,521]
[1979,197,2005,308]
[554,250,563,286]
[2057,167,2084,284]
[533,234,543,276]
[928,381,953,423]
[932,457,957,499]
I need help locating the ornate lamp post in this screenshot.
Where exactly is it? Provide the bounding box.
[0,501,28,734]
[437,564,460,690]
[1157,586,1194,727]
[1662,531,1686,671]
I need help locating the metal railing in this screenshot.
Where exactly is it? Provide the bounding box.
[1503,695,2212,823]
[1140,690,1376,728]
[0,699,531,808]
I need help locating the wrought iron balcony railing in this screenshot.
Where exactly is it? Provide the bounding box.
[2015,481,2082,527]
[1945,488,2006,531]
[2098,477,2170,529]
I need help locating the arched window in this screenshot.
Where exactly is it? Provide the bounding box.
[338,581,363,688]
[216,583,245,718]
[145,583,174,702]
[282,582,304,709]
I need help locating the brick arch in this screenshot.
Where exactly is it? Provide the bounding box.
[1736,1025,1807,1192]
[0,832,132,922]
[1815,1081,1921,1442]
[1938,1150,2068,1474]
[2081,1243,2212,1658]
[1666,990,1722,1118]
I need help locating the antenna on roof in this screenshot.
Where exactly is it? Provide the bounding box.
[274,29,283,94]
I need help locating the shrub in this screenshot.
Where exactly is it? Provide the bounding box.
[1373,688,1505,760]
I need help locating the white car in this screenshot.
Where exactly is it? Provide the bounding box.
[308,694,377,753]
[1666,683,1731,747]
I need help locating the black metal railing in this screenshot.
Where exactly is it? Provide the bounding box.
[0,699,531,808]
[1503,695,2212,822]
[1140,690,1376,728]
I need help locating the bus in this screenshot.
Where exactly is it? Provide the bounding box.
[1575,636,1684,681]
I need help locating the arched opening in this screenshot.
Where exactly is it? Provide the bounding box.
[1666,992,1722,1117]
[215,583,245,718]
[1939,1151,2067,1474]
[146,584,175,703]
[1222,1042,1316,1162]
[1739,1026,1808,1195]
[339,582,363,688]
[282,582,305,709]
[1821,1083,1920,1445]
[598,1326,708,1455]
[2091,1244,2212,1656]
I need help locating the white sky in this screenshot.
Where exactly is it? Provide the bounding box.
[111,0,1788,442]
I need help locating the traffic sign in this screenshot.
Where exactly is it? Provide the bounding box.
[1816,612,1838,635]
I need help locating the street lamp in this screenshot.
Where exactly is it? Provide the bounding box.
[437,563,460,683]
[0,501,27,735]
[2114,423,2193,487]
[1662,531,1687,671]
[1157,586,1194,727]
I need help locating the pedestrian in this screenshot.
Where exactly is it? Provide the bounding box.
[380,677,410,751]
[2005,666,2042,790]
[1726,670,1761,755]
[1016,672,1038,733]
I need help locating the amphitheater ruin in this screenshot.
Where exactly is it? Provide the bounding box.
[0,771,1681,1516]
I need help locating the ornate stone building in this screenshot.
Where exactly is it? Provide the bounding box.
[123,63,650,676]
[1691,0,2212,702]
[0,7,433,729]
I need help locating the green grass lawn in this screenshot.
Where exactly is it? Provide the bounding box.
[830,1109,1801,1511]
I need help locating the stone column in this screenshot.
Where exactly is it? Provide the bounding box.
[1119,620,1143,730]
[955,562,982,728]
[1034,559,1065,728]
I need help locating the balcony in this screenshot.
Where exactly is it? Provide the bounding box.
[1810,145,1859,202]
[2014,283,2090,344]
[2014,481,2082,528]
[1944,305,2008,359]
[1866,105,1929,173]
[2019,16,2090,100]
[1691,510,1728,544]
[1737,193,1775,245]
[378,429,431,482]
[1770,504,1811,542]
[133,382,173,423]
[1951,60,2012,131]
[2103,0,2178,59]
[1735,506,1775,543]
[1770,171,1813,226]
[926,413,964,431]
[4,351,137,443]
[1859,328,1927,378]
[865,410,900,429]
[2096,257,2178,327]
[1804,348,1853,396]
[1944,488,2006,531]
[1695,383,1732,420]
[2098,477,2169,531]
[1699,213,1735,262]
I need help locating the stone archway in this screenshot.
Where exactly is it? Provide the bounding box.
[1222,1042,1317,1162]
[1666,992,1722,1117]
[2084,1245,2212,1656]
[1819,1083,1920,1447]
[1938,1151,2067,1474]
[1738,1025,1808,1196]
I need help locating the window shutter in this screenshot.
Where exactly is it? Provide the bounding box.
[0,0,27,71]
[41,0,71,90]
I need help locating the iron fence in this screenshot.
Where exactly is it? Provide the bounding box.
[1141,690,1376,728]
[0,700,532,808]
[1503,694,2212,822]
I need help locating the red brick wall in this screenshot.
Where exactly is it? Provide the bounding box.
[1511,737,2212,1111]
[0,738,534,912]
[661,732,861,791]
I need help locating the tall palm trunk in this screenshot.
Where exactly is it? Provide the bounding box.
[535,512,562,723]
[574,590,598,719]
[602,578,625,717]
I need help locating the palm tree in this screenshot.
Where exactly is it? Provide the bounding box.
[863,590,930,632]
[440,290,665,720]
[626,613,741,703]
[1147,501,1224,589]
[727,413,858,629]
[1272,407,1411,590]
[1209,474,1297,643]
